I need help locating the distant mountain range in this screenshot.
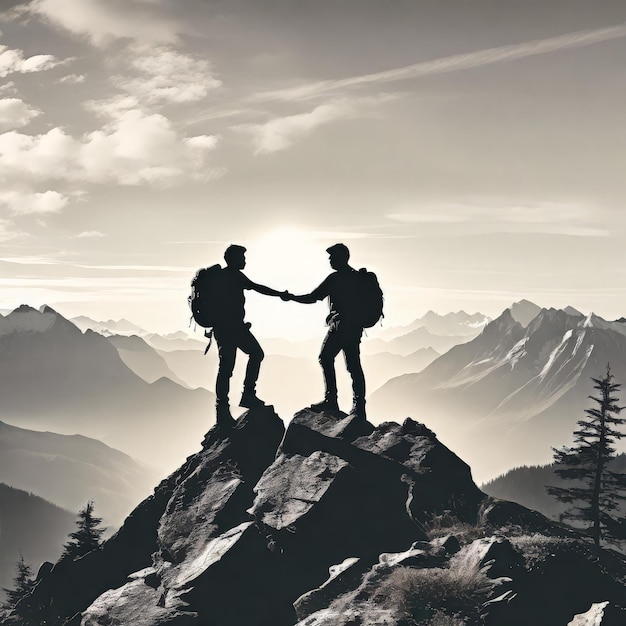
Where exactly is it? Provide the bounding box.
[0,484,74,603]
[0,305,214,474]
[0,420,158,527]
[370,302,626,482]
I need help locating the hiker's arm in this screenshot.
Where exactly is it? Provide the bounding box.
[244,276,288,298]
[288,279,329,304]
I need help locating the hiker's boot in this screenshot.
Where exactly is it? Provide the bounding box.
[349,398,366,421]
[309,395,340,413]
[239,389,266,409]
[216,402,236,429]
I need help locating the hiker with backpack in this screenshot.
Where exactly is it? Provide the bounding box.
[282,243,383,421]
[189,244,289,428]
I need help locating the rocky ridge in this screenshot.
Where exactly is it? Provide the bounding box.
[8,408,626,626]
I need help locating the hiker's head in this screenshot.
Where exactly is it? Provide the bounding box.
[326,243,350,269]
[224,244,246,269]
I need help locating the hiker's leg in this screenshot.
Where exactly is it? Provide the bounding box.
[237,327,264,395]
[215,337,236,404]
[319,329,342,401]
[343,328,366,417]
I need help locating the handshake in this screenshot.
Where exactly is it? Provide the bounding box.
[280,291,294,301]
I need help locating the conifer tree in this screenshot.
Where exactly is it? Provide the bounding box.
[61,500,106,560]
[1,555,34,611]
[547,365,626,553]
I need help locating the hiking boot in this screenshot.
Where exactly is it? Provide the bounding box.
[216,403,236,429]
[349,399,366,421]
[309,396,340,412]
[239,390,266,409]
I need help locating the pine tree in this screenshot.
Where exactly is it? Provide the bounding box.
[61,500,106,560]
[547,364,626,553]
[1,555,34,611]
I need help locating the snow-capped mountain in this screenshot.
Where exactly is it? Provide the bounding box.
[70,315,149,337]
[369,304,626,482]
[378,309,490,342]
[0,305,213,474]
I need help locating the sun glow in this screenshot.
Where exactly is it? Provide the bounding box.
[244,226,334,339]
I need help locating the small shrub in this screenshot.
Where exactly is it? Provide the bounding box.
[376,550,494,623]
[422,511,486,545]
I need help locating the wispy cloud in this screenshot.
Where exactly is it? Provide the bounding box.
[233,101,355,154]
[74,230,105,239]
[256,24,626,102]
[28,0,179,46]
[388,201,610,237]
[0,42,63,78]
[57,73,85,85]
[233,94,396,154]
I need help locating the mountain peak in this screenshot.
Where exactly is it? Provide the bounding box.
[508,300,542,327]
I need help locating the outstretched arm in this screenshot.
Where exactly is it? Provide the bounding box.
[247,279,288,298]
[288,278,329,304]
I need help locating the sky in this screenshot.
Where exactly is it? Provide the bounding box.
[0,0,625,338]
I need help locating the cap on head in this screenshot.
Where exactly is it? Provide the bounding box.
[224,244,246,264]
[326,243,350,262]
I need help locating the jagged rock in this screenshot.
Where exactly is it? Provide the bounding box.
[568,601,626,626]
[463,536,524,579]
[12,407,626,626]
[430,534,461,555]
[478,497,570,535]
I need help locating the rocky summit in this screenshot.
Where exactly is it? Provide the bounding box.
[9,408,626,626]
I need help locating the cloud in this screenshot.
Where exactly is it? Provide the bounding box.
[0,109,221,186]
[0,98,41,131]
[0,81,16,95]
[256,24,626,102]
[115,45,221,105]
[235,101,355,154]
[28,0,180,46]
[0,43,62,77]
[0,189,69,214]
[0,217,21,241]
[57,73,85,84]
[388,201,610,237]
[74,230,105,238]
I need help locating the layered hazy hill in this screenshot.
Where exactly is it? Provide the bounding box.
[0,484,75,604]
[481,454,626,522]
[0,305,214,474]
[0,420,158,527]
[82,310,484,418]
[369,301,626,482]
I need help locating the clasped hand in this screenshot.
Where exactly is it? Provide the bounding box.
[280,291,293,301]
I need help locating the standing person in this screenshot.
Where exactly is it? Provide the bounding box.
[211,244,288,428]
[285,243,380,420]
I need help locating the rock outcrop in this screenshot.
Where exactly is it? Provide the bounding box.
[9,407,626,626]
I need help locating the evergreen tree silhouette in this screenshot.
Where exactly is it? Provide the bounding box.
[547,365,626,553]
[1,555,34,611]
[61,500,106,560]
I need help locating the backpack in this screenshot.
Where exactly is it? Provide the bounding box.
[355,268,384,328]
[188,264,223,329]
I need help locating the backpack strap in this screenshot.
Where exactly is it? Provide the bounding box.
[203,328,214,355]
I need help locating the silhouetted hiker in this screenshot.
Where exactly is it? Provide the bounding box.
[190,244,288,428]
[284,243,383,420]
